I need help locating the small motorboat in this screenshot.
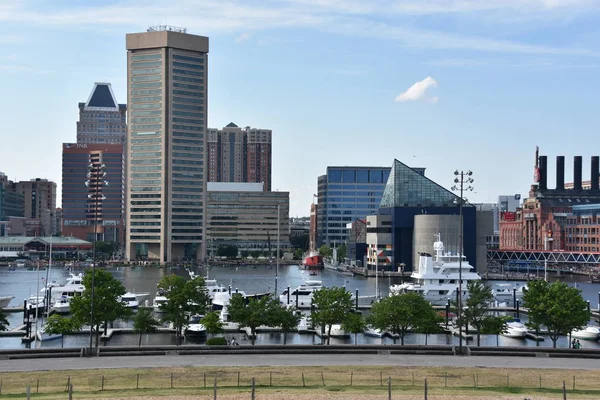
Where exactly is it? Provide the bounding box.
[52,296,71,314]
[502,321,528,338]
[153,295,168,312]
[184,314,207,341]
[37,324,62,342]
[364,326,384,338]
[571,326,600,340]
[120,292,140,309]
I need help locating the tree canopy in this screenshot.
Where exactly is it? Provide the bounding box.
[133,307,161,346]
[318,245,333,259]
[157,275,210,342]
[201,312,224,338]
[368,292,439,345]
[342,311,366,345]
[310,286,354,344]
[462,281,495,346]
[70,269,131,350]
[228,294,281,345]
[43,314,79,348]
[523,280,590,348]
[272,304,301,345]
[336,243,347,262]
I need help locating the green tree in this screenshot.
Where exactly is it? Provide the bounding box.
[0,308,8,332]
[310,287,354,345]
[202,312,224,338]
[342,311,366,345]
[293,249,303,260]
[42,314,78,348]
[216,245,238,258]
[318,245,332,259]
[94,241,119,259]
[368,292,438,345]
[250,251,261,259]
[70,269,132,351]
[157,275,210,344]
[133,308,161,347]
[240,250,250,258]
[228,294,280,345]
[523,280,590,348]
[481,315,509,347]
[337,243,347,262]
[271,305,301,345]
[462,281,495,346]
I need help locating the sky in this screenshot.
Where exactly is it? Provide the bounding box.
[1,0,600,217]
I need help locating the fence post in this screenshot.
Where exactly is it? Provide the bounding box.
[573,375,575,391]
[445,372,448,387]
[66,377,70,392]
[68,384,73,400]
[563,380,567,400]
[237,372,240,387]
[36,378,39,394]
[170,372,173,389]
[0,379,2,395]
[213,378,217,400]
[388,377,392,400]
[301,373,305,387]
[26,385,30,400]
[350,371,353,386]
[204,372,206,388]
[101,375,105,391]
[472,373,476,388]
[412,372,415,386]
[321,372,325,386]
[539,375,542,389]
[506,374,509,388]
[424,378,428,400]
[136,374,139,390]
[251,377,256,400]
[270,372,273,387]
[380,371,383,386]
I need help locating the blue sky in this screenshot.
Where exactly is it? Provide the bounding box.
[1,0,600,217]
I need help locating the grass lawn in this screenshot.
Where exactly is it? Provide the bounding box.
[0,365,598,399]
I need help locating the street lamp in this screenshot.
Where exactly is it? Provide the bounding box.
[451,169,474,355]
[86,161,107,356]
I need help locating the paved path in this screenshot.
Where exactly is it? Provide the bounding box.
[2,354,600,372]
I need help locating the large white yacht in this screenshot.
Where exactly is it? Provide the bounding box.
[279,280,324,309]
[43,273,85,304]
[389,234,482,305]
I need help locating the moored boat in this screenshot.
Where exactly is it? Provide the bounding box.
[0,295,14,308]
[502,321,528,338]
[571,326,600,340]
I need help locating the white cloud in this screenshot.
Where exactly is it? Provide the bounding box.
[235,32,252,43]
[395,77,438,103]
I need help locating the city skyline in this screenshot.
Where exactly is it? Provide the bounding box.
[1,1,600,217]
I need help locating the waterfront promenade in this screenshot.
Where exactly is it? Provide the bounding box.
[2,352,600,373]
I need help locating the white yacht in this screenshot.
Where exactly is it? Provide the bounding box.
[184,314,207,341]
[389,234,481,305]
[153,294,168,312]
[502,321,528,338]
[212,290,247,311]
[571,326,600,340]
[43,273,85,304]
[36,324,62,342]
[51,296,71,314]
[205,278,228,299]
[493,284,525,303]
[328,324,349,338]
[120,292,140,309]
[279,280,324,309]
[364,326,384,338]
[0,295,14,308]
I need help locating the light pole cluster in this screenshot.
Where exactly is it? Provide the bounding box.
[86,160,108,356]
[451,169,474,355]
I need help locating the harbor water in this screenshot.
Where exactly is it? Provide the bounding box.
[1,264,600,349]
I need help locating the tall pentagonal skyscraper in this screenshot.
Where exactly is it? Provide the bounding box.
[125,26,208,263]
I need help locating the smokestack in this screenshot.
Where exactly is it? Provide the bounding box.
[574,156,582,191]
[592,156,599,191]
[539,155,547,191]
[556,156,564,191]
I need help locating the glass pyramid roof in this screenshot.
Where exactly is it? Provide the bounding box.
[379,159,461,208]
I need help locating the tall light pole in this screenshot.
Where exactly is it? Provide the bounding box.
[275,204,280,295]
[451,170,474,355]
[86,161,107,356]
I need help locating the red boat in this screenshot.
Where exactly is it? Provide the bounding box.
[303,253,323,269]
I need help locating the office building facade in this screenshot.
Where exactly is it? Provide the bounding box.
[125,27,209,262]
[206,183,289,253]
[207,123,272,190]
[0,172,23,221]
[316,166,391,247]
[62,143,124,243]
[15,178,57,236]
[76,83,127,145]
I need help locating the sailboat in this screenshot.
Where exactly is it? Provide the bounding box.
[38,236,63,343]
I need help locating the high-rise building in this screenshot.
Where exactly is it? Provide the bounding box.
[15,178,57,236]
[316,166,391,246]
[77,83,127,144]
[62,143,124,244]
[207,123,272,190]
[125,26,208,263]
[0,172,24,221]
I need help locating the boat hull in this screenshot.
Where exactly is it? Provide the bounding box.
[0,296,14,308]
[571,328,600,340]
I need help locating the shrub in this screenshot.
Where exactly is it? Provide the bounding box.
[206,337,228,346]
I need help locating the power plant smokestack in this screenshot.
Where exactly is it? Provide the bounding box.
[539,155,547,191]
[574,156,583,191]
[592,156,599,191]
[556,156,564,191]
